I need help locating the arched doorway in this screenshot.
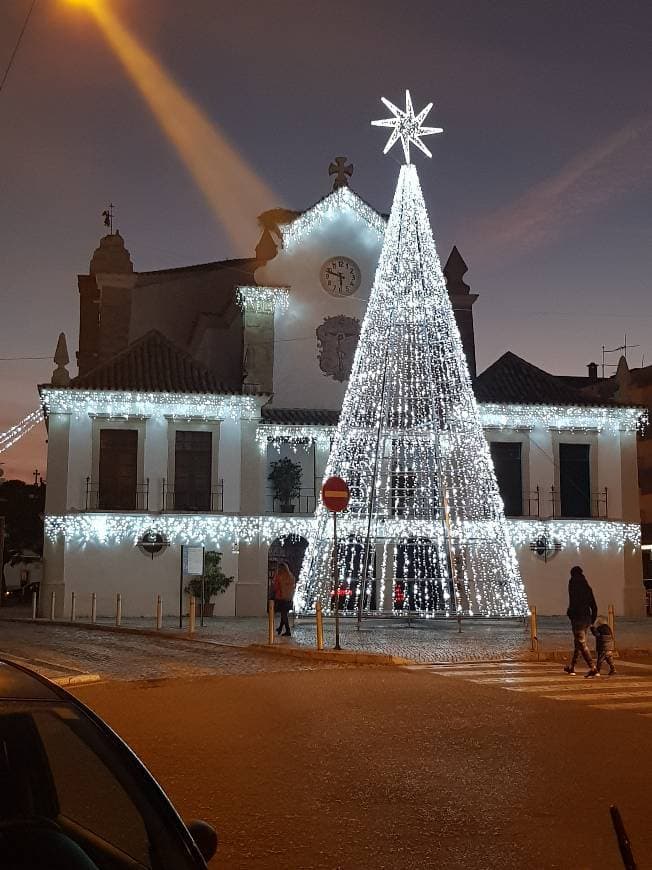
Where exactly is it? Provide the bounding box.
[267,535,309,598]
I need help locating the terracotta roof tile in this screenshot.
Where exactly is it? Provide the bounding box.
[473,352,626,407]
[70,330,233,394]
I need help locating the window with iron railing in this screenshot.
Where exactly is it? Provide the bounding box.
[174,430,212,511]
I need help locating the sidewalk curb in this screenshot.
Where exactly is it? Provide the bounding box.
[248,643,413,666]
[53,673,102,687]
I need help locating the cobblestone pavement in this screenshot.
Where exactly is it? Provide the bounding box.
[77,613,652,661]
[3,609,651,669]
[0,621,344,681]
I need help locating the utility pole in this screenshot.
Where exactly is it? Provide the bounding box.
[0,516,5,606]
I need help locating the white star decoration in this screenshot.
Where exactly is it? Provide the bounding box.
[371,90,443,163]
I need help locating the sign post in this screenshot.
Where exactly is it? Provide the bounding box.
[180,545,204,629]
[321,476,350,651]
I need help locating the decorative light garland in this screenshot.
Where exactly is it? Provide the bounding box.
[481,403,643,433]
[256,424,336,452]
[40,388,263,420]
[237,285,290,315]
[44,513,639,551]
[281,186,386,251]
[0,407,43,455]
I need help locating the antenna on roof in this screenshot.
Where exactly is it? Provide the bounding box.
[601,334,640,378]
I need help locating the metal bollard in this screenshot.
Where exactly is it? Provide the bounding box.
[268,599,275,645]
[31,589,37,621]
[457,612,463,634]
[49,590,56,621]
[188,596,196,634]
[530,606,538,652]
[70,591,76,623]
[608,603,616,645]
[115,593,122,627]
[156,594,162,630]
[91,592,97,624]
[315,599,324,651]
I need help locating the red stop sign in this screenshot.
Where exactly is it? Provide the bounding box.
[321,476,350,512]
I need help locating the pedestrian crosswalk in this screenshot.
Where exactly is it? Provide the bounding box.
[406,661,652,718]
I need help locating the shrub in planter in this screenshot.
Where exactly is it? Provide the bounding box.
[184,551,233,616]
[268,457,302,513]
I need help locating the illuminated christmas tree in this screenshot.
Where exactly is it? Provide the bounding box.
[298,91,528,617]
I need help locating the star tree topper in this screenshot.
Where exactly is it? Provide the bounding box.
[371,90,443,163]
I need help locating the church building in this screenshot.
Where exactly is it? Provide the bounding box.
[40,162,645,619]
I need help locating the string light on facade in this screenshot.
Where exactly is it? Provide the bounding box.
[41,388,264,420]
[298,92,529,618]
[255,424,336,453]
[481,403,643,433]
[282,186,386,251]
[237,285,290,315]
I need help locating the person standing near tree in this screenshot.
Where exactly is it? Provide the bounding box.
[273,562,296,637]
[563,565,599,678]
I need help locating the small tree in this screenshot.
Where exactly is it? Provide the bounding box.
[268,457,302,511]
[184,551,233,605]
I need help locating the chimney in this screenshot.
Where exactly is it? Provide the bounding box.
[587,361,598,382]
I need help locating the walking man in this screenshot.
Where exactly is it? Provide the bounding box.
[563,565,599,678]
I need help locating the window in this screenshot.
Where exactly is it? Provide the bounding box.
[489,442,522,517]
[98,429,138,510]
[174,430,212,511]
[559,443,591,518]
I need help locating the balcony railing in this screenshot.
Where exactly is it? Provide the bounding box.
[269,488,316,514]
[161,478,224,513]
[549,485,608,519]
[85,478,149,512]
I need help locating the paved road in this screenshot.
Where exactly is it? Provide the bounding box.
[72,663,652,870]
[0,621,339,681]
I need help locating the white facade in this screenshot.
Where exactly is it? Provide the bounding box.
[41,187,645,618]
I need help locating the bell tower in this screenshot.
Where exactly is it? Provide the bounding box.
[444,246,478,379]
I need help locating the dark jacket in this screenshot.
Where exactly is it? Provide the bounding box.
[591,622,615,653]
[566,572,598,626]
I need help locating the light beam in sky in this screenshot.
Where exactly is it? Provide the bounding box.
[64,0,277,251]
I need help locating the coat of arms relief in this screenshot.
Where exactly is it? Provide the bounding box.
[316,315,360,382]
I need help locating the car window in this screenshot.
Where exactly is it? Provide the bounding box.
[33,707,152,866]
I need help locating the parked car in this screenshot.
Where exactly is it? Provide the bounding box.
[0,659,217,868]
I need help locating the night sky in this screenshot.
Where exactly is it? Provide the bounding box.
[1,0,651,481]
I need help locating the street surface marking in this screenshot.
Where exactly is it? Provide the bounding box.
[508,680,652,693]
[592,701,652,711]
[420,662,652,718]
[544,690,652,701]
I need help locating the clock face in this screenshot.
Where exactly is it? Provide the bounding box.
[320,256,361,297]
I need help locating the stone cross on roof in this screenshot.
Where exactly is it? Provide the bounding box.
[329,156,353,190]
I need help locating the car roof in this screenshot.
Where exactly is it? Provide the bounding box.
[0,659,65,701]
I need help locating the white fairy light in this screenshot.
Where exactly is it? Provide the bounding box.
[298,94,529,618]
[0,407,43,454]
[255,424,336,453]
[237,285,290,315]
[41,388,264,420]
[281,186,386,251]
[481,403,642,432]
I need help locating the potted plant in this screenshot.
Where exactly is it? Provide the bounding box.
[268,457,302,513]
[184,551,233,617]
